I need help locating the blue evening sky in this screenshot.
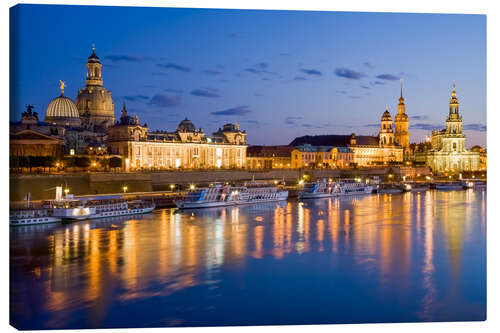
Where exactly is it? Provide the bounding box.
[10,5,486,147]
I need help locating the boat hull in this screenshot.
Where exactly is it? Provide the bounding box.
[10,216,61,227]
[90,206,155,219]
[175,193,288,209]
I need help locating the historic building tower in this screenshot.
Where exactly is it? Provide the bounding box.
[75,46,115,129]
[394,81,410,157]
[379,106,395,146]
[414,83,480,172]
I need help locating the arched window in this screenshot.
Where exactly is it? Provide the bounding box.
[453,142,457,151]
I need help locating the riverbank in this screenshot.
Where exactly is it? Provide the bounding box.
[10,167,431,201]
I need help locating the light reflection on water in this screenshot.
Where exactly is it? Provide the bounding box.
[10,190,486,329]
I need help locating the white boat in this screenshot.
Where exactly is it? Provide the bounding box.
[435,182,464,190]
[175,182,288,209]
[333,180,373,196]
[298,179,335,199]
[43,198,95,221]
[86,198,155,218]
[10,208,61,226]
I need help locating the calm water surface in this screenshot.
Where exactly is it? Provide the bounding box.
[10,190,486,329]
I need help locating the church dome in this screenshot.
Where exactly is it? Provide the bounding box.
[45,94,81,127]
[381,109,392,121]
[177,117,196,132]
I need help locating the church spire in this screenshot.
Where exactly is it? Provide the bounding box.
[398,79,405,106]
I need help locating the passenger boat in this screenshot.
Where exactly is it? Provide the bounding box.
[402,182,429,192]
[175,182,288,209]
[43,197,95,221]
[84,198,155,219]
[376,184,404,194]
[435,182,465,190]
[333,180,373,196]
[298,179,334,199]
[461,180,486,190]
[10,208,61,226]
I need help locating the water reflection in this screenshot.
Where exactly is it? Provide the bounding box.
[10,190,486,329]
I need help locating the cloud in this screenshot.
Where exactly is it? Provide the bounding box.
[191,88,220,98]
[294,76,307,81]
[241,119,260,127]
[148,94,181,107]
[363,62,374,69]
[246,68,260,74]
[360,85,370,89]
[255,62,268,69]
[463,123,487,132]
[105,55,151,62]
[301,68,322,76]
[164,88,183,94]
[410,123,442,131]
[203,69,222,76]
[411,115,429,120]
[349,96,361,99]
[334,68,366,80]
[370,81,386,86]
[376,74,400,81]
[228,32,240,38]
[279,53,291,56]
[336,90,347,94]
[365,123,380,127]
[211,105,251,116]
[123,95,149,102]
[157,63,191,72]
[284,116,303,125]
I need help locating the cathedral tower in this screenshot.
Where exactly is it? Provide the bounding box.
[379,106,395,146]
[446,82,463,134]
[75,45,115,129]
[394,80,410,156]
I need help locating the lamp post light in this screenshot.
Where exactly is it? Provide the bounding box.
[122,186,128,193]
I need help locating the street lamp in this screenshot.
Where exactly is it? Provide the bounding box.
[122,186,128,193]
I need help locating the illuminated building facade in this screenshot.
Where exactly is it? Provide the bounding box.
[394,82,410,157]
[107,105,247,170]
[290,145,354,169]
[290,106,404,167]
[414,84,480,173]
[246,145,294,169]
[75,46,115,129]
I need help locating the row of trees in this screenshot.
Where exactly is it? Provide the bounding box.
[10,156,123,173]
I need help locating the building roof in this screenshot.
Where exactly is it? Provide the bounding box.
[247,145,295,157]
[177,118,197,132]
[290,134,379,147]
[45,95,80,120]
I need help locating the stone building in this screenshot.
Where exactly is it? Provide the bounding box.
[414,84,480,173]
[75,46,115,129]
[290,106,404,167]
[246,145,295,169]
[394,82,410,157]
[471,145,487,171]
[107,105,247,170]
[10,105,65,157]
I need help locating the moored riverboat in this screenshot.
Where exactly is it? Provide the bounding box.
[435,182,465,191]
[10,208,61,226]
[333,179,373,196]
[175,182,288,209]
[376,183,404,194]
[298,179,334,199]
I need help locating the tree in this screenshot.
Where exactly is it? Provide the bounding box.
[109,157,122,170]
[75,156,91,168]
